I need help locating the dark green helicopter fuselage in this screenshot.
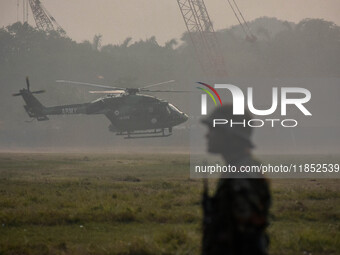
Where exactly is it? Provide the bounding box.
[16,88,188,135]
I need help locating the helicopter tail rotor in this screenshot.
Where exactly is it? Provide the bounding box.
[13,77,48,121]
[26,76,30,91]
[13,77,46,96]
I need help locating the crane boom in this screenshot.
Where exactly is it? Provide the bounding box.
[28,0,64,33]
[177,0,227,77]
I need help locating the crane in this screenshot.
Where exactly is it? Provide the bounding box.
[18,0,65,33]
[177,0,255,77]
[177,0,227,77]
[226,0,256,42]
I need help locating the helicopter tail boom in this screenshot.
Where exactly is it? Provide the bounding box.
[16,89,90,119]
[14,88,49,121]
[14,77,91,121]
[13,77,49,120]
[44,104,89,116]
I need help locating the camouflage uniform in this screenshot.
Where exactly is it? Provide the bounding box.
[201,104,271,255]
[202,156,271,255]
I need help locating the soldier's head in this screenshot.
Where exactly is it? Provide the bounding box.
[201,104,254,156]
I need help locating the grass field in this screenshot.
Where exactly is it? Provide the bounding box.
[0,153,339,255]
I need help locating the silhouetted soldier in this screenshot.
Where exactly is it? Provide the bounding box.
[201,104,271,255]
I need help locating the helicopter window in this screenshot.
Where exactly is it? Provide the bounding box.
[166,106,171,114]
[168,103,181,112]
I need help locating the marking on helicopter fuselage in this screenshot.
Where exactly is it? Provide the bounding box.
[62,108,77,114]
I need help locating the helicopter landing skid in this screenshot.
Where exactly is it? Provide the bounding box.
[117,129,172,139]
[124,134,172,139]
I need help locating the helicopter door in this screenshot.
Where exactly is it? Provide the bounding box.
[146,103,167,126]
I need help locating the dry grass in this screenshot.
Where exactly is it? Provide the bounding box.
[0,153,339,254]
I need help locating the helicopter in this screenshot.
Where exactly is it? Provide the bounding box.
[13,77,189,138]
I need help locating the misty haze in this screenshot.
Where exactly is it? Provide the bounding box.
[0,17,339,154]
[0,1,339,255]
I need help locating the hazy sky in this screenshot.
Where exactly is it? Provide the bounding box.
[1,0,339,45]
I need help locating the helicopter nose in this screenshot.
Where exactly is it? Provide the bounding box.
[180,113,189,123]
[183,113,189,121]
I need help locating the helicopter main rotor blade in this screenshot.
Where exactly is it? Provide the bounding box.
[141,89,193,93]
[89,90,125,94]
[56,80,125,90]
[140,80,175,89]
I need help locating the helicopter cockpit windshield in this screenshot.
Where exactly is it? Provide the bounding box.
[168,103,182,113]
